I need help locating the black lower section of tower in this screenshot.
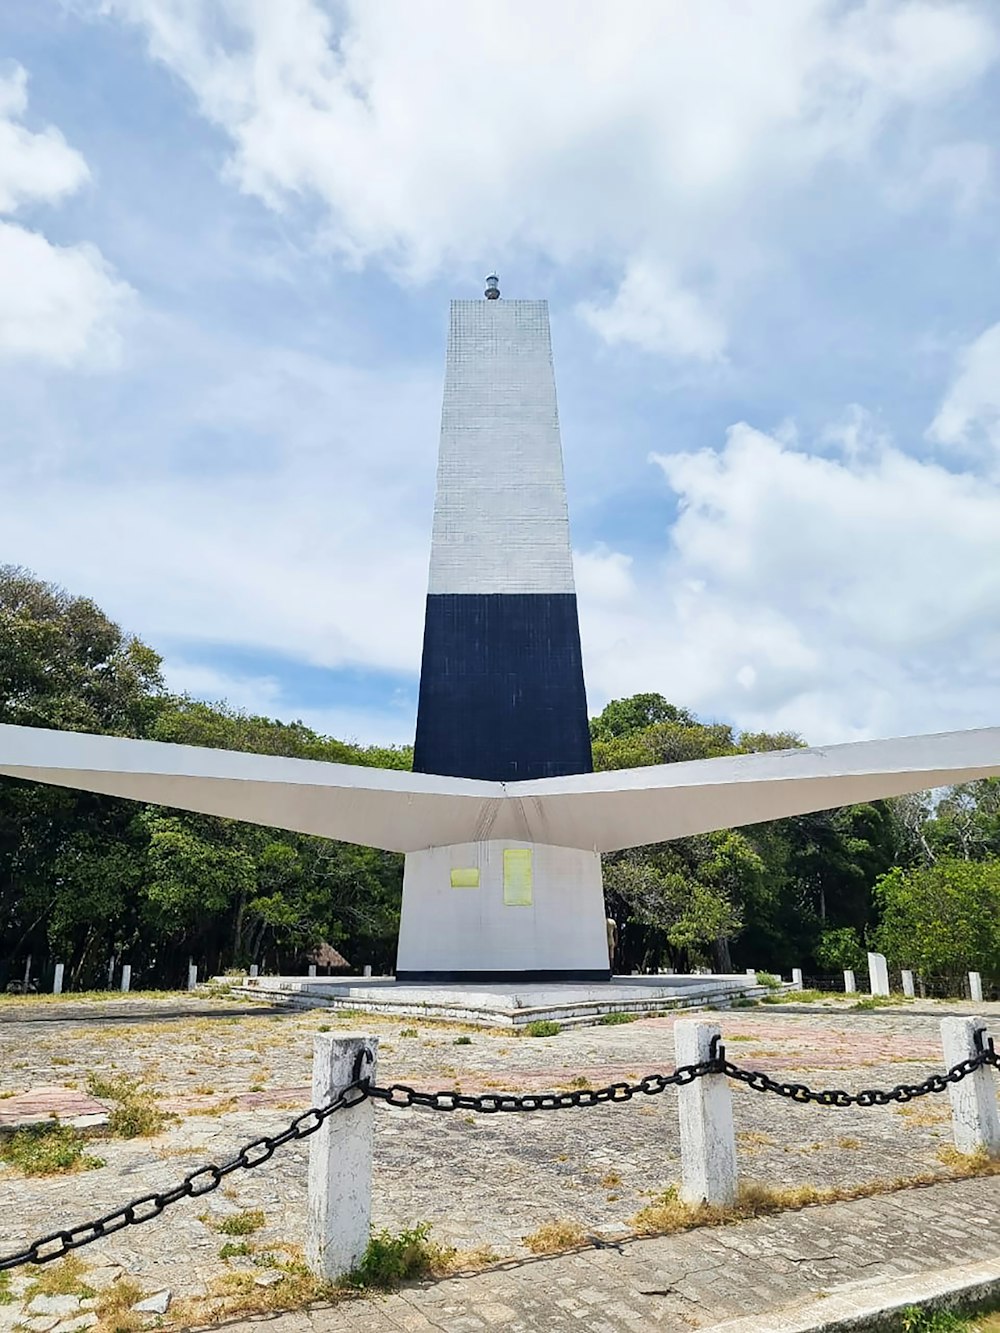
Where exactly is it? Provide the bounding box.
[412,593,593,782]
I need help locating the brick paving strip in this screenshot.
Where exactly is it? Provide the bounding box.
[197,1176,1000,1333]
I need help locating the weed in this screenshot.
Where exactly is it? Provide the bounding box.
[94,1276,146,1333]
[754,972,782,989]
[86,1072,172,1138]
[522,1219,588,1254]
[219,1241,255,1259]
[399,1028,418,1038]
[598,1011,638,1025]
[599,1171,622,1188]
[213,1208,266,1236]
[317,1024,331,1032]
[837,1137,861,1150]
[0,1125,105,1176]
[523,1020,561,1037]
[453,1035,472,1045]
[343,1223,441,1289]
[25,1256,94,1299]
[900,1307,971,1332]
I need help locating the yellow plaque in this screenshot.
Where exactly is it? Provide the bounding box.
[450,867,480,889]
[503,848,533,906]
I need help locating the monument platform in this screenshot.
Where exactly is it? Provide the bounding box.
[225,973,778,1028]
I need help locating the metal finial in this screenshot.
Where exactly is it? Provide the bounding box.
[484,273,500,300]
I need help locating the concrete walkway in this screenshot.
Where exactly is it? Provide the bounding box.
[232,1175,1000,1332]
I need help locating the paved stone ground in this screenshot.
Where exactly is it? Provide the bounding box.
[0,993,998,1319]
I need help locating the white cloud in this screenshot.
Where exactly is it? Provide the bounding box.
[577,260,726,360]
[100,1,998,356]
[927,322,1000,456]
[0,224,132,367]
[0,64,132,367]
[578,419,1000,743]
[0,65,89,213]
[160,659,414,746]
[0,336,439,680]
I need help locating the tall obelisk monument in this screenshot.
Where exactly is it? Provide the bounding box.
[396,278,610,981]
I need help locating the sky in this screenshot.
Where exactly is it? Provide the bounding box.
[2,0,1000,749]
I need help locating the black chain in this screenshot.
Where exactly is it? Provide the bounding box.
[713,1029,999,1108]
[0,1052,374,1274]
[1,1033,995,1273]
[365,1056,720,1113]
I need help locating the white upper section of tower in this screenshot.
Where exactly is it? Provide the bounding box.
[427,299,576,595]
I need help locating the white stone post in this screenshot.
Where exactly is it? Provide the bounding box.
[844,969,857,994]
[308,965,317,977]
[674,1019,738,1206]
[792,968,803,989]
[249,964,259,978]
[867,951,890,997]
[306,1033,378,1279]
[745,968,756,979]
[53,963,64,996]
[121,965,131,993]
[363,965,372,977]
[940,1018,1000,1158]
[969,972,984,1003]
[901,969,915,999]
[187,961,197,991]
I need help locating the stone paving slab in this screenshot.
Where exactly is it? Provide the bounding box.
[0,1085,110,1130]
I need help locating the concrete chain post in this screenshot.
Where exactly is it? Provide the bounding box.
[901,969,915,999]
[187,962,197,991]
[867,951,890,997]
[674,1019,738,1207]
[969,972,984,1003]
[307,1034,378,1280]
[940,1017,1000,1159]
[53,963,64,996]
[844,969,857,994]
[792,968,804,989]
[121,964,131,994]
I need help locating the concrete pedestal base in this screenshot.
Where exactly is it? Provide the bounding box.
[396,841,610,980]
[232,973,774,1029]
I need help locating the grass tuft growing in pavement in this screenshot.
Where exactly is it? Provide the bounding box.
[86,1071,173,1138]
[522,1020,561,1037]
[0,1125,105,1176]
[521,1219,588,1254]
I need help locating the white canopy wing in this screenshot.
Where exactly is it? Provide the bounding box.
[1,722,999,853]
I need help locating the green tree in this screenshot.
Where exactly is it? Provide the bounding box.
[873,859,1000,977]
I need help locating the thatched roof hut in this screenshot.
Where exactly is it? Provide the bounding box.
[307,941,351,972]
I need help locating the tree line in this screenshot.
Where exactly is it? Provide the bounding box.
[1,566,997,991]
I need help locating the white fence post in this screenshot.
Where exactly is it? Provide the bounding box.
[940,1018,1000,1158]
[53,963,64,996]
[901,970,915,999]
[867,951,890,997]
[844,969,856,994]
[308,964,317,977]
[187,961,198,991]
[969,972,984,1003]
[249,964,259,978]
[306,1033,378,1279]
[121,964,131,994]
[792,968,803,989]
[674,1019,738,1206]
[363,965,372,978]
